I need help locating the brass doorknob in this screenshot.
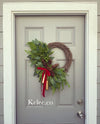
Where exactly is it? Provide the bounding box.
[77,111,85,119]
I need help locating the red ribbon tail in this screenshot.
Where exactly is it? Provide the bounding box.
[37,67,51,97]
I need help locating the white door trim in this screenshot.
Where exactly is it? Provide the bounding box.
[3,2,97,124]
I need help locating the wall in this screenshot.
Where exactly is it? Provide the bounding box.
[0,0,100,124]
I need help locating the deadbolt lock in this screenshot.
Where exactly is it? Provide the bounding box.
[77,99,83,105]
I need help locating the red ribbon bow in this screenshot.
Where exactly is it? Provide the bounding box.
[37,67,51,97]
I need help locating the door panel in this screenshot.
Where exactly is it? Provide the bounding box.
[16,15,85,124]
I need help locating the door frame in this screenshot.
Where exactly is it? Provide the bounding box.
[3,2,97,124]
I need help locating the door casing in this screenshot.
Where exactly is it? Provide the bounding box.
[3,2,97,124]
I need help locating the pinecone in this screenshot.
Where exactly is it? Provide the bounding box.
[47,67,52,71]
[48,59,52,65]
[44,64,47,68]
[42,59,47,66]
[51,71,55,77]
[42,59,45,63]
[52,64,59,69]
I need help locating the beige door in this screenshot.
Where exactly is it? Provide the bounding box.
[16,15,85,124]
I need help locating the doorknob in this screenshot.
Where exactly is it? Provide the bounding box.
[77,111,85,119]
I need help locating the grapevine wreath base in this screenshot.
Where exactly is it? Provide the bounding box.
[48,42,72,72]
[25,39,72,97]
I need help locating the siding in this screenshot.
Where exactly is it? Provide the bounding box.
[0,0,99,124]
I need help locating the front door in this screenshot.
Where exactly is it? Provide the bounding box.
[16,15,85,124]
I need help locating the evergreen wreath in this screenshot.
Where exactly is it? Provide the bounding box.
[25,39,72,97]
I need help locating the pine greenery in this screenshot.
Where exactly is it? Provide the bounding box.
[25,39,70,94]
